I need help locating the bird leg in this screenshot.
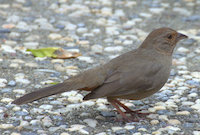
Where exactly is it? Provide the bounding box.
[108,98,138,122]
[112,99,149,117]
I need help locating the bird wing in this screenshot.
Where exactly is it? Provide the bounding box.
[83,58,163,100]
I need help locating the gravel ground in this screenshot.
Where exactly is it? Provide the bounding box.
[0,0,200,135]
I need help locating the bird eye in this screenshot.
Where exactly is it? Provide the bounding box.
[167,34,173,39]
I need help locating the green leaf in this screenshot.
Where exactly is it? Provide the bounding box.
[27,47,60,58]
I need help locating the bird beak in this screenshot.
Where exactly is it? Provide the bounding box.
[177,32,188,41]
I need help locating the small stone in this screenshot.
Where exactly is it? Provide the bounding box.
[193,131,200,135]
[19,120,29,127]
[0,124,14,129]
[123,40,133,45]
[124,125,135,130]
[30,120,41,126]
[168,119,181,125]
[176,111,190,115]
[16,79,30,85]
[191,72,200,79]
[1,45,16,53]
[91,45,103,54]
[188,93,198,98]
[42,116,53,127]
[83,119,97,128]
[77,28,88,34]
[11,132,21,135]
[154,106,166,111]
[173,7,191,16]
[39,104,53,110]
[95,132,107,135]
[1,98,13,103]
[149,8,164,14]
[8,80,16,87]
[111,127,123,132]
[78,56,94,63]
[23,42,39,49]
[104,46,123,52]
[191,104,200,110]
[48,33,62,40]
[81,101,95,106]
[158,115,168,121]
[150,120,159,125]
[13,89,26,94]
[60,133,70,135]
[139,13,152,18]
[177,47,190,53]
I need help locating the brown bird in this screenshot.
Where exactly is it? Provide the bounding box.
[12,27,188,121]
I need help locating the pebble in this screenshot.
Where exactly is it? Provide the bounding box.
[150,120,159,125]
[111,127,123,132]
[42,116,53,127]
[193,131,200,135]
[104,46,123,52]
[177,47,190,53]
[13,89,26,94]
[68,124,88,134]
[176,111,190,115]
[78,56,94,63]
[39,104,53,110]
[16,78,30,85]
[0,124,14,129]
[168,119,181,125]
[149,8,164,14]
[173,7,191,16]
[19,120,29,127]
[1,45,16,53]
[83,119,97,128]
[91,44,103,54]
[48,33,62,40]
[8,80,17,87]
[0,78,7,88]
[30,120,41,126]
[1,98,13,103]
[23,42,39,49]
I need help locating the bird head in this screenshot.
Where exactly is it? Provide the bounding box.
[140,27,188,55]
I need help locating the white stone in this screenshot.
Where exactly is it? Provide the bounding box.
[191,72,200,79]
[42,116,53,127]
[48,33,62,40]
[149,8,164,14]
[16,79,30,84]
[139,13,152,18]
[1,45,16,53]
[78,56,94,63]
[23,42,39,49]
[30,120,41,126]
[1,98,13,103]
[77,28,88,33]
[104,46,123,52]
[173,7,191,16]
[177,47,190,53]
[83,119,97,128]
[191,104,200,110]
[19,120,29,127]
[91,44,103,53]
[13,89,26,94]
[39,104,53,110]
[0,124,14,129]
[61,91,77,97]
[193,131,200,135]
[81,101,95,106]
[111,126,123,132]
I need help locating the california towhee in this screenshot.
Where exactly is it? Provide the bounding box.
[12,27,188,121]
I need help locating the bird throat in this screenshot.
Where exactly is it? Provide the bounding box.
[155,43,174,56]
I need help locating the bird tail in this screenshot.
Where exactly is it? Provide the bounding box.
[12,82,75,105]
